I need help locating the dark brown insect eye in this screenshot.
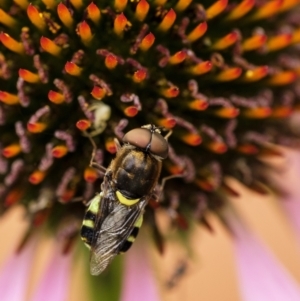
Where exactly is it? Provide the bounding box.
[122,127,168,159]
[149,132,168,159]
[123,128,152,148]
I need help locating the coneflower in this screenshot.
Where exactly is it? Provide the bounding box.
[1,0,300,300]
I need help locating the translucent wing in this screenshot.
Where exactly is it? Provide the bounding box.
[89,193,148,275]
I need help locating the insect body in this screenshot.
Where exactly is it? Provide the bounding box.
[81,125,169,275]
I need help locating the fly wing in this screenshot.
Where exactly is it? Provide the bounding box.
[89,197,148,275]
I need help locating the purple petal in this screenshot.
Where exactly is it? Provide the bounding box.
[229,215,300,301]
[0,237,36,301]
[29,246,72,301]
[120,242,160,301]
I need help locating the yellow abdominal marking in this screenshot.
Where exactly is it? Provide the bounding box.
[83,219,94,228]
[135,215,143,228]
[127,235,135,242]
[87,193,102,214]
[116,190,140,206]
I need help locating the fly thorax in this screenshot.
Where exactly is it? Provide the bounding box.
[113,149,161,198]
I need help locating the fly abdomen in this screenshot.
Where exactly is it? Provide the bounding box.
[84,210,97,222]
[81,211,97,248]
[81,224,94,249]
[119,215,143,253]
[81,193,102,249]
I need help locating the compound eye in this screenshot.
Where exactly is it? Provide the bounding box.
[122,128,169,159]
[122,128,152,149]
[150,132,168,159]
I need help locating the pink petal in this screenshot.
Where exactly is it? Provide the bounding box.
[265,149,300,243]
[279,150,300,241]
[229,215,300,301]
[120,243,160,301]
[282,196,300,242]
[29,246,72,301]
[0,238,36,301]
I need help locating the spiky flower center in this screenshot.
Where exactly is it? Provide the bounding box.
[0,0,299,240]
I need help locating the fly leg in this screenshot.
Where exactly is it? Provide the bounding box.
[154,174,183,203]
[148,173,183,209]
[161,174,182,192]
[83,131,107,174]
[114,138,122,152]
[164,129,172,140]
[148,174,184,254]
[152,174,188,230]
[63,196,93,207]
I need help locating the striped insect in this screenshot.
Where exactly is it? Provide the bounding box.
[81,124,170,275]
